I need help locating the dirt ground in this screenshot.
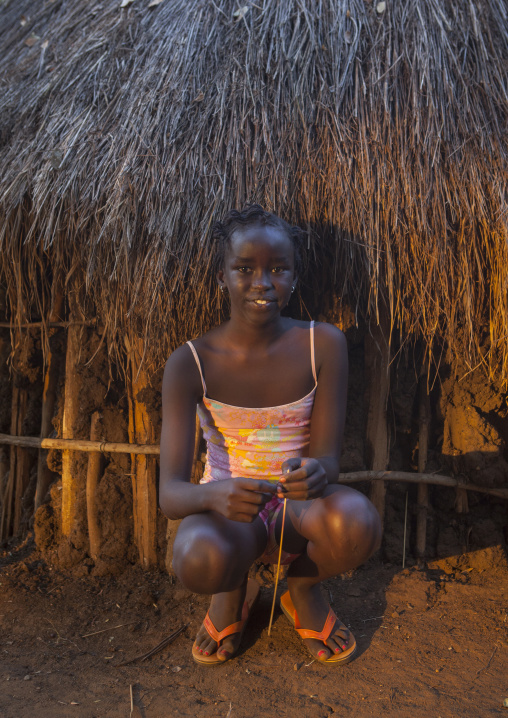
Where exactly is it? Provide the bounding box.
[1,536,507,718]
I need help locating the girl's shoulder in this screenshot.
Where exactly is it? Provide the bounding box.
[313,319,346,343]
[312,321,348,371]
[163,337,207,399]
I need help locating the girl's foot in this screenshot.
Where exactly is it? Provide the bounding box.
[287,581,352,661]
[193,580,248,662]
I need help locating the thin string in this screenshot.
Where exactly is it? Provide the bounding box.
[267,497,287,636]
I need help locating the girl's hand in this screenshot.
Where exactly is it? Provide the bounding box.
[206,477,277,523]
[277,458,328,500]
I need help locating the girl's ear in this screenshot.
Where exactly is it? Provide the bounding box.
[217,269,225,289]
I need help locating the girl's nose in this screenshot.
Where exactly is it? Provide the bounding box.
[251,270,272,289]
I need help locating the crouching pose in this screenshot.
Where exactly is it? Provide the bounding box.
[159,205,381,666]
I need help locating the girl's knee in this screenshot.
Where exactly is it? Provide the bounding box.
[317,489,382,560]
[173,526,236,593]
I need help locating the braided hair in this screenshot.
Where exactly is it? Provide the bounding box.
[211,205,305,277]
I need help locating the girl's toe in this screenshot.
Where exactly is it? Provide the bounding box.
[327,633,343,654]
[217,636,237,661]
[317,647,331,661]
[202,637,217,655]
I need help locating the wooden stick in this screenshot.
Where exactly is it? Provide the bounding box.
[365,310,391,530]
[1,385,20,540]
[86,412,103,561]
[0,432,507,500]
[337,471,508,500]
[0,434,160,454]
[81,622,137,638]
[402,491,408,568]
[416,371,431,560]
[13,387,29,536]
[0,320,96,329]
[115,624,188,666]
[129,333,158,569]
[35,278,64,511]
[455,486,469,514]
[61,288,84,538]
[267,497,287,636]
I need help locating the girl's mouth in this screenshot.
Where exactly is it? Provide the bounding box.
[251,298,276,307]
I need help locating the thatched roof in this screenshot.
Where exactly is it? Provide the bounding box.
[0,0,507,380]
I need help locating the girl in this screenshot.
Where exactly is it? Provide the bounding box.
[159,205,381,666]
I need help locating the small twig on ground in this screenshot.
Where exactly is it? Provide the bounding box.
[130,684,134,715]
[45,618,79,648]
[475,644,498,678]
[402,491,408,568]
[81,622,137,638]
[226,702,233,718]
[115,624,188,667]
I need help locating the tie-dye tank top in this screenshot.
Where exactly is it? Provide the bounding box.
[186,322,317,484]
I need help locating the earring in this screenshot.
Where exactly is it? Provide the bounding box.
[290,285,296,295]
[220,285,227,293]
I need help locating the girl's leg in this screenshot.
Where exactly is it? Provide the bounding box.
[278,485,382,661]
[172,512,267,660]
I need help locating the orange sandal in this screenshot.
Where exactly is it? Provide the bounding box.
[192,579,260,666]
[280,590,357,665]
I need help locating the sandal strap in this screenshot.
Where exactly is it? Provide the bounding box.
[295,609,337,642]
[202,612,245,646]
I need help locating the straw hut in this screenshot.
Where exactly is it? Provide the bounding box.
[0,0,507,571]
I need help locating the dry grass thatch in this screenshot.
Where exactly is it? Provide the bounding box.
[0,0,507,380]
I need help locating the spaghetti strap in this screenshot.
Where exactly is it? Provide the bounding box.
[310,321,317,383]
[186,341,207,396]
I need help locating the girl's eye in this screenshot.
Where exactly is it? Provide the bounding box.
[272,267,286,273]
[237,266,251,273]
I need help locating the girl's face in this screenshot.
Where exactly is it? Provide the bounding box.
[217,224,296,323]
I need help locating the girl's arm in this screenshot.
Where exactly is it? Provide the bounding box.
[159,344,275,521]
[159,344,209,520]
[277,323,348,499]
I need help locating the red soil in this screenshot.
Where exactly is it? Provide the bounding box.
[1,538,507,717]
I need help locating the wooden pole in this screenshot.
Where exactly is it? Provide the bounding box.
[0,320,96,329]
[455,484,469,514]
[0,337,8,533]
[86,412,103,561]
[1,433,507,499]
[365,309,391,529]
[416,370,431,561]
[0,386,19,541]
[0,447,8,537]
[12,385,28,536]
[61,286,86,538]
[127,334,157,569]
[35,280,64,511]
[0,434,160,454]
[1,381,29,540]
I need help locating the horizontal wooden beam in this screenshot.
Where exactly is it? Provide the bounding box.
[0,433,506,499]
[338,471,508,500]
[339,471,508,499]
[0,321,96,329]
[0,433,159,455]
